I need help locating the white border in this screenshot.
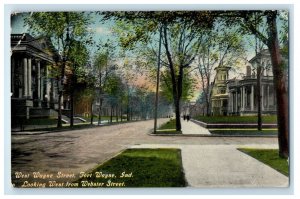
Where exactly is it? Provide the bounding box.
[1,1,299,199]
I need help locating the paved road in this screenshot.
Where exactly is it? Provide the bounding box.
[11,119,284,187]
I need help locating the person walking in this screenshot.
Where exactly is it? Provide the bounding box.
[186,115,190,122]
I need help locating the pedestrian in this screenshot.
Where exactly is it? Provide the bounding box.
[187,115,190,122]
[183,115,186,120]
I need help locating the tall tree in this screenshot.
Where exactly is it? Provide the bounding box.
[68,40,89,126]
[102,11,215,131]
[196,24,245,116]
[25,12,91,127]
[242,11,288,158]
[223,10,289,158]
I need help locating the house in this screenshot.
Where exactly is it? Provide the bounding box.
[210,49,277,116]
[210,65,231,116]
[11,33,59,124]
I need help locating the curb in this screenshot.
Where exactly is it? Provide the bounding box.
[148,133,277,138]
[191,119,278,129]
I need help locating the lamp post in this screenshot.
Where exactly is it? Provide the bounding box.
[154,25,162,133]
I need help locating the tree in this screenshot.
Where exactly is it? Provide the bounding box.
[196,23,245,116]
[242,11,288,158]
[160,69,196,104]
[25,12,91,128]
[222,10,289,158]
[92,41,117,125]
[103,73,123,123]
[102,11,216,131]
[67,39,89,126]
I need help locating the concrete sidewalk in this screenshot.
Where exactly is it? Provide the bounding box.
[131,144,288,188]
[181,119,210,135]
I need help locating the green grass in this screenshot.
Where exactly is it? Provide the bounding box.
[23,118,57,125]
[30,123,94,131]
[238,148,289,176]
[82,115,127,121]
[75,148,186,187]
[194,115,277,124]
[209,129,278,136]
[159,119,177,129]
[155,129,182,134]
[155,119,182,134]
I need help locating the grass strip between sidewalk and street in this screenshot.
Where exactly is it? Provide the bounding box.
[238,148,289,176]
[75,148,186,187]
[155,119,182,134]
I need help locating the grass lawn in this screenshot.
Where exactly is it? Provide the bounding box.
[209,129,278,136]
[23,118,57,125]
[30,123,94,131]
[238,148,289,176]
[155,119,182,134]
[82,115,128,122]
[194,115,277,124]
[75,148,186,187]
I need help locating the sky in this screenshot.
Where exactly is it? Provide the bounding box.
[10,11,288,101]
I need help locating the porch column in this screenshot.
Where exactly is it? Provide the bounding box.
[45,65,49,99]
[11,58,15,94]
[235,91,238,113]
[241,86,245,111]
[231,92,234,113]
[37,60,41,99]
[251,85,254,111]
[267,85,270,110]
[23,57,28,97]
[28,58,32,98]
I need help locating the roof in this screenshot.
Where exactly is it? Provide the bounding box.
[11,33,57,62]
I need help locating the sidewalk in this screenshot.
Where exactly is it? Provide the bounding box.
[181,119,210,135]
[131,144,288,188]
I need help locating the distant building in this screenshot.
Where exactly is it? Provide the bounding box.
[211,66,231,116]
[210,49,277,116]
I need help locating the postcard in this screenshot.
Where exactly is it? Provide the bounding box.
[10,9,289,189]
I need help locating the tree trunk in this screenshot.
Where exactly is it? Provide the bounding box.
[116,106,119,122]
[97,98,102,125]
[57,92,63,128]
[70,74,75,127]
[110,105,113,123]
[267,12,289,158]
[90,99,93,125]
[120,106,123,122]
[174,98,181,131]
[163,24,182,131]
[70,90,74,127]
[127,89,130,121]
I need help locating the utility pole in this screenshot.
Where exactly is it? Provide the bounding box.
[154,25,162,133]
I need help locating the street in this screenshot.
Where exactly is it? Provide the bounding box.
[11,119,285,187]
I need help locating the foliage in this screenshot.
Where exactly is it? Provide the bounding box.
[196,21,246,115]
[25,12,91,58]
[24,12,92,127]
[160,70,196,103]
[102,11,218,131]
